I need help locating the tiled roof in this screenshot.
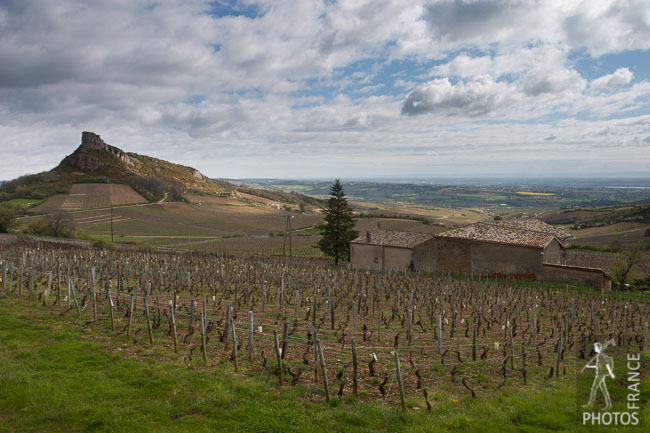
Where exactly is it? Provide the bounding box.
[351,230,433,249]
[437,223,559,249]
[493,218,571,240]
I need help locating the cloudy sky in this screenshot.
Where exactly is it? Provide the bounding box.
[1,0,650,180]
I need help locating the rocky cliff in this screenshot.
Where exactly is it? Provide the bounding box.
[57,131,225,194]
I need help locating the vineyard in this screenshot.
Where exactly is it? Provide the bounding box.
[34,184,146,213]
[183,235,326,258]
[567,250,650,276]
[1,238,649,426]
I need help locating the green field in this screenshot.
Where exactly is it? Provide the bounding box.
[236,179,650,209]
[0,197,44,209]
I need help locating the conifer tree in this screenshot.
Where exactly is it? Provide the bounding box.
[317,179,358,264]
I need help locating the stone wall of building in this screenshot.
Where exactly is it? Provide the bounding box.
[412,237,472,274]
[350,244,414,270]
[382,246,413,271]
[542,238,563,264]
[542,264,612,290]
[413,237,549,277]
[350,243,383,270]
[470,241,544,277]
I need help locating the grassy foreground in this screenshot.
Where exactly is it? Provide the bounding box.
[1,296,648,433]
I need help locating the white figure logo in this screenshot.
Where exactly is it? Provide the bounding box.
[581,339,616,411]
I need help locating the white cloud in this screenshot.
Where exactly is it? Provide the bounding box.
[401,76,515,116]
[590,67,634,91]
[562,0,650,56]
[521,66,586,97]
[403,62,587,117]
[0,0,650,180]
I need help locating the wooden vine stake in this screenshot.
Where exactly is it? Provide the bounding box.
[201,310,208,364]
[19,265,23,295]
[472,323,477,361]
[144,283,154,345]
[28,267,33,298]
[313,329,319,381]
[43,271,53,304]
[281,321,289,360]
[318,340,330,403]
[329,286,335,330]
[108,290,115,332]
[70,280,81,321]
[352,300,357,337]
[247,310,254,361]
[262,284,266,312]
[189,298,195,331]
[437,315,443,355]
[509,328,515,371]
[224,304,231,351]
[407,309,413,346]
[273,330,283,385]
[555,332,562,378]
[9,264,14,293]
[394,350,406,412]
[171,293,178,353]
[91,267,97,323]
[127,295,134,336]
[230,319,238,372]
[351,337,359,398]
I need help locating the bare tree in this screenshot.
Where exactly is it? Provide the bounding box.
[611,244,645,288]
[46,211,75,238]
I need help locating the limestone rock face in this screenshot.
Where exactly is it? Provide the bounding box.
[192,169,207,180]
[63,131,134,171]
[54,131,223,195]
[80,131,106,151]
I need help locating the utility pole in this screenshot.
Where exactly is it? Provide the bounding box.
[110,206,114,243]
[282,215,293,262]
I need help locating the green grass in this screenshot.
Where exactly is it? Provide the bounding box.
[1,296,648,432]
[0,198,44,209]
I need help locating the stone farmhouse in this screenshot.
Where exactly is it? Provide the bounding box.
[350,218,612,290]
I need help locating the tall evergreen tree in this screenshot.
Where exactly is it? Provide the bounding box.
[317,179,359,264]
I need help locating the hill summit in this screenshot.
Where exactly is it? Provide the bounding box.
[56,131,224,194]
[0,131,322,211]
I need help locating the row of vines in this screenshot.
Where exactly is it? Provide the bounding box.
[1,238,648,410]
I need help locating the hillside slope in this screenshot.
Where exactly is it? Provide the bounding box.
[0,132,324,213]
[56,131,230,194]
[541,204,650,229]
[0,132,230,201]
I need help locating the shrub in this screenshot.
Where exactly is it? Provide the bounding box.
[137,243,153,252]
[93,238,114,250]
[27,219,48,235]
[28,213,75,238]
[127,175,166,202]
[168,183,187,202]
[0,206,16,232]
